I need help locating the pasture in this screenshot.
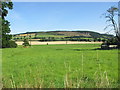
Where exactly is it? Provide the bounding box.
[2,44,118,88]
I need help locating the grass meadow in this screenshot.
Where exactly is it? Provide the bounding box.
[2,44,118,88]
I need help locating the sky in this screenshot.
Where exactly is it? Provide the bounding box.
[6,2,118,34]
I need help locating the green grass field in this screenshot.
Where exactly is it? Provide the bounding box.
[2,44,118,88]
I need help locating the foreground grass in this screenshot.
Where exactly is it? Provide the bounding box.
[2,44,118,88]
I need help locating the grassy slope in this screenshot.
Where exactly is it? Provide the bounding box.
[2,44,118,88]
[36,35,66,38]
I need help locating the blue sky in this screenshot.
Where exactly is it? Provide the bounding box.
[6,2,118,34]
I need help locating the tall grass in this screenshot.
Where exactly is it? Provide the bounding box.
[2,44,118,88]
[63,52,116,88]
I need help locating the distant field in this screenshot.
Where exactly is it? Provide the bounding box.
[2,44,118,88]
[16,41,102,45]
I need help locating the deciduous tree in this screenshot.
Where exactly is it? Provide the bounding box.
[0,0,17,48]
[104,6,120,47]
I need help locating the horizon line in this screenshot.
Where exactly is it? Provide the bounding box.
[11,29,111,35]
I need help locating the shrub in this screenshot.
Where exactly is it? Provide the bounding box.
[106,37,117,45]
[22,39,30,47]
[8,40,17,48]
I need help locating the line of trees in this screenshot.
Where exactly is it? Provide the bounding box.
[13,36,107,42]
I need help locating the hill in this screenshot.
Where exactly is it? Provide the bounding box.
[13,31,113,39]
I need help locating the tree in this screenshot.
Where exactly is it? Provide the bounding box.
[22,39,30,47]
[104,6,120,47]
[0,0,17,48]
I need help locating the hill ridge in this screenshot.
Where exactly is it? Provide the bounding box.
[13,30,113,39]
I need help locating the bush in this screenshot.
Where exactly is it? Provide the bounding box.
[8,40,17,48]
[106,37,117,45]
[22,39,30,47]
[101,42,109,49]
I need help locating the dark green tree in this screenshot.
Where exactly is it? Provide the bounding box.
[22,39,30,47]
[0,0,17,48]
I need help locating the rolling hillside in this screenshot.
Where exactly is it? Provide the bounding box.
[13,31,113,39]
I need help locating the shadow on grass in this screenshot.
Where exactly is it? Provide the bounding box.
[73,47,118,51]
[73,49,91,51]
[56,49,63,50]
[94,47,118,50]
